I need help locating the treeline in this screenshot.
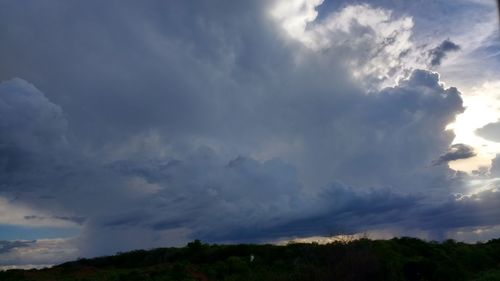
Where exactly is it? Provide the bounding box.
[1,237,500,280]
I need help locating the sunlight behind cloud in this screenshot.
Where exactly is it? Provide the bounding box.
[270,0,324,46]
[271,1,417,88]
[448,81,500,172]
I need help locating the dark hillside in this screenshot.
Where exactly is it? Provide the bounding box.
[1,238,500,281]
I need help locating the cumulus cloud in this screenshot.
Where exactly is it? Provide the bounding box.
[0,67,465,258]
[428,39,461,66]
[271,2,416,85]
[0,0,487,266]
[433,143,476,166]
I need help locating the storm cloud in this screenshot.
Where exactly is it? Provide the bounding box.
[0,0,495,266]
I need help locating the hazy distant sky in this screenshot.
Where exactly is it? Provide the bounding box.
[0,0,499,268]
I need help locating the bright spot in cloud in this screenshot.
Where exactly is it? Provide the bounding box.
[270,1,417,88]
[448,81,500,172]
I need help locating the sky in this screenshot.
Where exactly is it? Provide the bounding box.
[0,0,500,269]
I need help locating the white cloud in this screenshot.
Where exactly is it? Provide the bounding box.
[271,2,417,86]
[270,0,324,44]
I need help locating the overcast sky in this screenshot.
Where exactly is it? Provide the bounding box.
[1,0,500,269]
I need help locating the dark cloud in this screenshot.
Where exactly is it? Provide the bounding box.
[24,215,86,225]
[53,216,86,225]
[412,188,500,240]
[433,143,477,166]
[428,39,460,66]
[0,78,70,195]
[31,66,464,256]
[0,78,67,156]
[214,185,422,242]
[329,70,463,192]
